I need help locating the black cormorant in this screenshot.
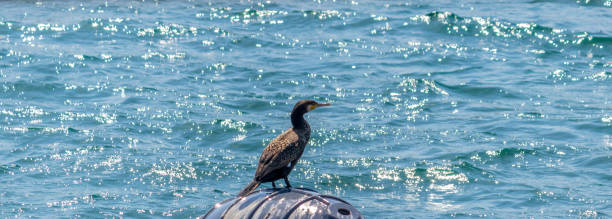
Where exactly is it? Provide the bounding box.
[238,100,330,197]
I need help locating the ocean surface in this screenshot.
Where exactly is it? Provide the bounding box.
[1,0,611,218]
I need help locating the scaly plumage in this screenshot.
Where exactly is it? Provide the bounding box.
[238,100,330,197]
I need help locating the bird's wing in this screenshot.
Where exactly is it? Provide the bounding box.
[255,130,300,177]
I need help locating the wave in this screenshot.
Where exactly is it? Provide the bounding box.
[407,11,611,49]
[1,80,65,95]
[435,81,522,99]
[530,0,612,8]
[452,147,538,163]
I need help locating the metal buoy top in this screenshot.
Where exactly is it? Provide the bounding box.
[201,188,362,219]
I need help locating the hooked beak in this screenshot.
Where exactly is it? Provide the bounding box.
[308,102,331,111]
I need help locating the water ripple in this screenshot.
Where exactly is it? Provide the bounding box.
[1,1,611,218]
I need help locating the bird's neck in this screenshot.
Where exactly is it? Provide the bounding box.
[291,113,309,130]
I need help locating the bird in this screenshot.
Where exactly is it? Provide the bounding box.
[237,100,330,197]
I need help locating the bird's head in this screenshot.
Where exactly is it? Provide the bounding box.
[292,100,331,115]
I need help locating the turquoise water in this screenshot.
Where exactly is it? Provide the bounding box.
[1,1,611,218]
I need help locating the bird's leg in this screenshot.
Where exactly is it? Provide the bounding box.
[284,176,292,188]
[272,181,277,188]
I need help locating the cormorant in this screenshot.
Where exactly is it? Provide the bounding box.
[238,100,330,197]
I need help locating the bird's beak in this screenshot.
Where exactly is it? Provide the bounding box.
[309,102,331,111]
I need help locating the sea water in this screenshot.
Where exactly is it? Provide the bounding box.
[1,1,611,218]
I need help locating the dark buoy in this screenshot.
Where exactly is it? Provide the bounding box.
[200,188,362,219]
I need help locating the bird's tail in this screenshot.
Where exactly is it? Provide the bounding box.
[237,180,260,197]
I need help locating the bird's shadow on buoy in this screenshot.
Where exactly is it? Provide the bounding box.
[236,187,316,210]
